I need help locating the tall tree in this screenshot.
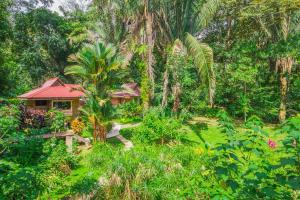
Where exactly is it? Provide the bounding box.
[238,0,300,122]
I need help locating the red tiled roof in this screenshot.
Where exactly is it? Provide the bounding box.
[111,83,140,98]
[19,78,84,99]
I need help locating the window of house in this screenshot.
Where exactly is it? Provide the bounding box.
[52,101,71,110]
[35,100,47,107]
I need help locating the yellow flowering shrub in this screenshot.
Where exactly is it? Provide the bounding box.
[71,118,85,134]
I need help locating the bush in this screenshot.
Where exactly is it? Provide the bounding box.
[0,161,43,200]
[45,109,66,133]
[245,115,264,129]
[0,105,20,135]
[133,108,184,144]
[179,108,194,122]
[71,118,85,134]
[104,121,113,133]
[115,100,141,119]
[81,126,93,138]
[20,107,46,129]
[1,138,78,200]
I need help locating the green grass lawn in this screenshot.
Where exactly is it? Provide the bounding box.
[119,116,281,150]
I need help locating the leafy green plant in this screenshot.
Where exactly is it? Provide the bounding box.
[115,100,141,119]
[217,110,236,136]
[245,115,265,129]
[46,109,66,133]
[278,115,300,188]
[0,105,21,154]
[133,108,184,144]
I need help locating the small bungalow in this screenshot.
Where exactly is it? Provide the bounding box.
[18,78,84,118]
[19,78,140,117]
[111,83,140,105]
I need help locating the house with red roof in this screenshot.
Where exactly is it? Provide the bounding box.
[18,78,84,118]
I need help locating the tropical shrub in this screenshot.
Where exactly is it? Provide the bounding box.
[0,105,20,135]
[0,161,43,200]
[28,127,51,136]
[71,118,85,134]
[46,109,66,133]
[1,138,78,200]
[277,115,300,189]
[20,107,46,129]
[115,100,141,118]
[245,115,265,129]
[0,105,21,154]
[133,108,184,144]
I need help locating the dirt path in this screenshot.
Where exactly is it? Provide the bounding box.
[106,123,140,150]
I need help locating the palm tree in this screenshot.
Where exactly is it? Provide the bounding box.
[238,0,300,122]
[127,0,220,109]
[65,42,121,97]
[161,34,215,112]
[65,42,121,141]
[90,0,221,109]
[160,0,221,109]
[185,33,215,108]
[80,89,111,142]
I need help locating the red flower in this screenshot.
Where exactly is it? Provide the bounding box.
[268,139,277,149]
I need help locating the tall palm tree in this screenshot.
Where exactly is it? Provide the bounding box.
[160,0,221,109]
[90,0,221,109]
[161,34,215,111]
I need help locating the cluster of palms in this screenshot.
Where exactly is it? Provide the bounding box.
[65,0,220,141]
[65,0,299,141]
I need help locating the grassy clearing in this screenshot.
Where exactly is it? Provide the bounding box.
[119,116,281,149]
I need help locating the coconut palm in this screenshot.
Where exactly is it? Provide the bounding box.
[161,34,215,111]
[160,0,220,109]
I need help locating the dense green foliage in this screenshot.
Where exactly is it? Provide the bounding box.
[0,0,300,199]
[132,108,184,144]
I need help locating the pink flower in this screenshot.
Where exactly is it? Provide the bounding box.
[268,139,277,149]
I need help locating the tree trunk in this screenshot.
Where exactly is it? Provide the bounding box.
[209,68,216,108]
[144,4,155,100]
[99,125,106,142]
[172,82,181,113]
[161,69,169,107]
[93,121,97,143]
[276,57,293,123]
[226,15,232,49]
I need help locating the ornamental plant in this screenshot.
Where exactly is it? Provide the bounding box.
[20,106,46,129]
[71,118,85,134]
[45,109,66,133]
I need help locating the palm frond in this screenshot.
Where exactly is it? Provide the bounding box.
[185,33,213,80]
[185,33,215,107]
[64,65,87,78]
[196,0,221,28]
